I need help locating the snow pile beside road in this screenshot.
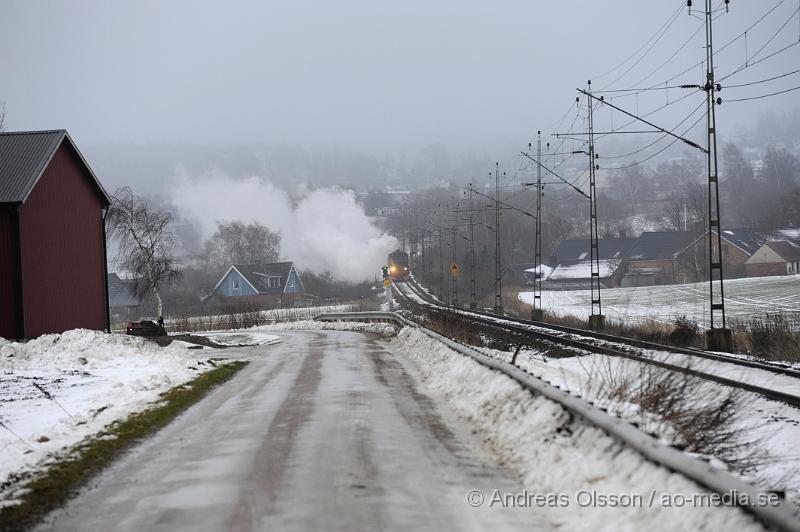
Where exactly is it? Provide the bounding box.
[390,327,763,531]
[0,329,213,491]
[255,320,398,337]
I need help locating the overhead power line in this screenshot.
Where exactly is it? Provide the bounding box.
[591,1,686,82]
[724,67,800,88]
[724,83,800,102]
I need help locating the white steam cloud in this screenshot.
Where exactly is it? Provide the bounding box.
[171,174,397,281]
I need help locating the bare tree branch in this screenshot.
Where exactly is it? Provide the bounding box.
[106,187,180,319]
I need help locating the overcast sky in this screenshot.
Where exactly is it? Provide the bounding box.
[1,1,798,155]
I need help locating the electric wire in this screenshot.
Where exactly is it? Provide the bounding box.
[591,1,687,82]
[724,83,800,101]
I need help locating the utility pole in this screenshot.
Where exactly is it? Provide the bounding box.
[469,184,477,309]
[438,228,444,300]
[494,163,503,315]
[587,81,604,330]
[702,0,732,351]
[451,221,458,306]
[531,132,544,321]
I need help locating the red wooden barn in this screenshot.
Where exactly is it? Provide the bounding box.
[0,130,111,339]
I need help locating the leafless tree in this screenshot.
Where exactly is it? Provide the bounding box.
[0,102,6,132]
[106,187,179,320]
[205,220,281,273]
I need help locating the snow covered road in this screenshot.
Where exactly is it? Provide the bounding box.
[36,330,542,532]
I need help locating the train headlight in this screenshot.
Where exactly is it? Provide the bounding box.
[390,266,396,273]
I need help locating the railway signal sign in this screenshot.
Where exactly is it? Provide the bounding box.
[383,279,392,287]
[451,263,459,277]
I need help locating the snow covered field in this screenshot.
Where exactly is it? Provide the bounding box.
[519,275,800,328]
[0,330,215,492]
[389,327,766,531]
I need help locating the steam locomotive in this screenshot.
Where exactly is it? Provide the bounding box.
[388,249,410,281]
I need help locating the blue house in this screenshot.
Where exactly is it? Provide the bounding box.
[210,262,304,307]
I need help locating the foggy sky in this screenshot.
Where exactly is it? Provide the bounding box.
[2,1,797,157]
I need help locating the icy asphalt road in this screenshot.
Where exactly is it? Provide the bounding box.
[37,330,544,532]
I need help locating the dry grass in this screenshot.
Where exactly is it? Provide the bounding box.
[579,356,767,473]
[734,312,800,362]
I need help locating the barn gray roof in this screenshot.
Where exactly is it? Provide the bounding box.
[0,130,110,205]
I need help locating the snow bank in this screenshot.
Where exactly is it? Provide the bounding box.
[390,327,763,531]
[0,329,214,491]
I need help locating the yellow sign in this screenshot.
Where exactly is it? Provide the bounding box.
[451,263,459,276]
[383,279,392,287]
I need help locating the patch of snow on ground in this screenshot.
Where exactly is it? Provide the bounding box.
[0,329,215,492]
[389,327,764,531]
[192,331,281,346]
[253,320,398,337]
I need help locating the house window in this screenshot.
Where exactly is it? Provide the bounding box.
[288,276,295,288]
[231,278,239,290]
[268,277,281,288]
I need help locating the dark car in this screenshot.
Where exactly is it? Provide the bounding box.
[126,320,167,337]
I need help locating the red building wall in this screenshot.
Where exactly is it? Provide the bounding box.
[18,143,107,337]
[0,208,20,339]
[746,262,786,277]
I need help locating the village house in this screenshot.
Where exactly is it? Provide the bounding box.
[745,240,800,277]
[544,237,634,289]
[209,262,305,307]
[107,273,144,323]
[0,130,111,339]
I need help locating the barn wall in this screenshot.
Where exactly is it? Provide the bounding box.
[19,143,107,337]
[0,207,21,338]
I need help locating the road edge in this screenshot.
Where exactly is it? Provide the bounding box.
[0,360,249,532]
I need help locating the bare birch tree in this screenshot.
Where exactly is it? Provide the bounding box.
[0,102,6,132]
[106,187,179,320]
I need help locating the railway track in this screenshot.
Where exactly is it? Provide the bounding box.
[393,278,800,408]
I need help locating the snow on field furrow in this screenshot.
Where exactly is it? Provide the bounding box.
[389,327,765,531]
[519,274,800,329]
[471,344,800,508]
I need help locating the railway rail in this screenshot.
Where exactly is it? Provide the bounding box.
[393,278,800,409]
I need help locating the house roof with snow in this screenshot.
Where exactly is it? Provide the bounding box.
[548,259,621,281]
[628,231,699,260]
[676,227,797,258]
[716,228,769,255]
[552,237,636,262]
[764,240,800,262]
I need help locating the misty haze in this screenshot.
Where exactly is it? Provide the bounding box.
[1,1,800,531]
